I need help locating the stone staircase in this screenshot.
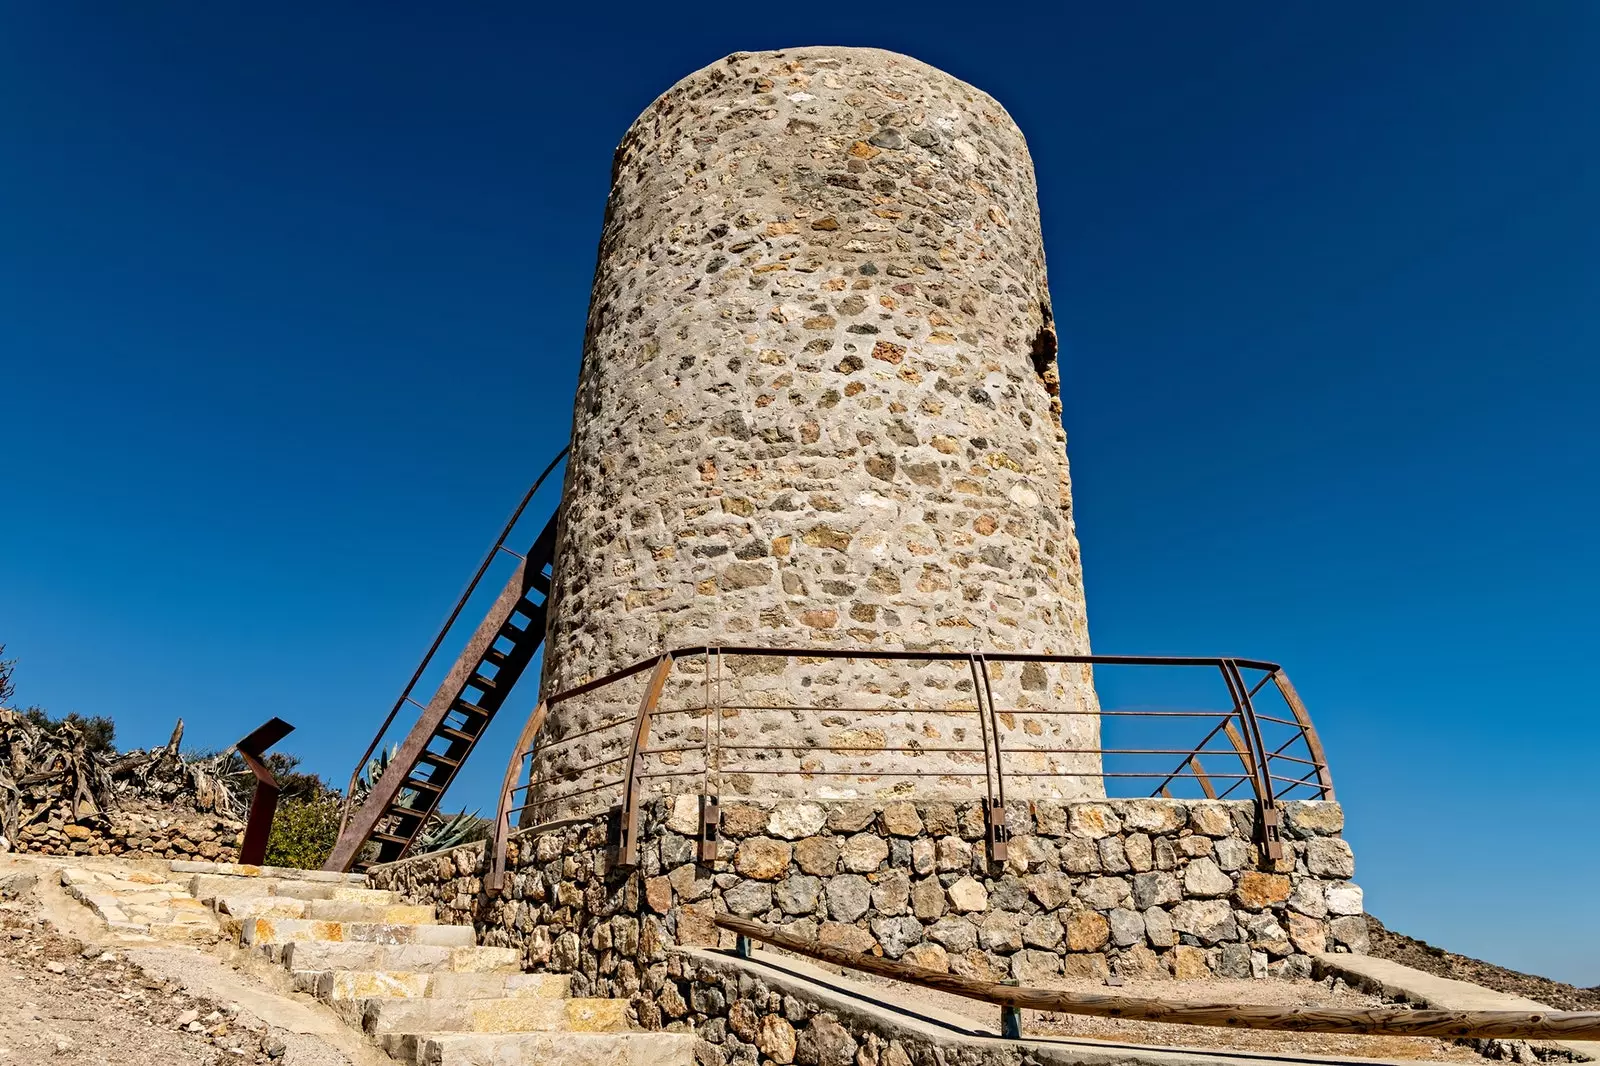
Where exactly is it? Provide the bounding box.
[73,859,695,1066]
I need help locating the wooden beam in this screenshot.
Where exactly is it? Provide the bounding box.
[713,917,1600,1041]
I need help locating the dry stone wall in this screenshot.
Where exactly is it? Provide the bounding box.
[370,795,1363,1012]
[1,800,243,862]
[539,45,1099,804]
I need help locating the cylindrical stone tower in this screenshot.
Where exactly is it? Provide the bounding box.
[537,46,1099,809]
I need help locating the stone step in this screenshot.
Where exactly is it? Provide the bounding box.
[169,860,368,883]
[305,969,569,1002]
[383,1032,696,1066]
[362,996,628,1036]
[215,894,434,924]
[280,941,521,974]
[189,874,399,904]
[240,916,474,947]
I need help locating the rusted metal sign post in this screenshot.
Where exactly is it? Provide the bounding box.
[234,717,295,867]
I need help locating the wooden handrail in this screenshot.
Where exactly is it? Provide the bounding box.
[714,917,1600,1041]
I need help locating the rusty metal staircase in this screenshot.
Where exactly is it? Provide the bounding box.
[323,450,566,873]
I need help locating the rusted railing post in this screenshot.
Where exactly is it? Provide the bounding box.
[487,700,549,895]
[615,654,675,870]
[1271,670,1335,799]
[234,717,295,867]
[1220,659,1283,860]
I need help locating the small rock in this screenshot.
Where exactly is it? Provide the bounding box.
[946,876,987,913]
[175,1009,200,1027]
[45,961,67,974]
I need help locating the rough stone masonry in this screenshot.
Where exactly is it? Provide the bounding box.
[537,46,1101,804]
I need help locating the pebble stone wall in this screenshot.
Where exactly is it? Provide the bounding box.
[537,46,1100,804]
[369,795,1365,1015]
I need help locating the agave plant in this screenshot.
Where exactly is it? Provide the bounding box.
[357,744,487,854]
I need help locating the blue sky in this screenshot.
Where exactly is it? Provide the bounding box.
[2,5,1596,983]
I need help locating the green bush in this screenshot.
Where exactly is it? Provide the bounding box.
[263,795,343,869]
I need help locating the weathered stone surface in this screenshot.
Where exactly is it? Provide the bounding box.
[1171,944,1210,979]
[794,837,841,876]
[1076,876,1131,910]
[723,880,774,917]
[1307,838,1356,878]
[795,1014,857,1066]
[979,910,1023,953]
[946,876,988,913]
[768,804,827,841]
[819,921,875,954]
[910,877,947,919]
[1069,804,1121,839]
[1234,871,1292,910]
[827,875,873,922]
[902,942,949,972]
[1132,871,1181,910]
[1244,911,1292,956]
[927,916,977,954]
[1218,942,1253,979]
[1188,804,1233,837]
[759,1014,798,1064]
[825,803,876,834]
[1329,914,1370,953]
[1022,912,1064,949]
[840,834,889,873]
[1025,871,1073,911]
[1124,833,1154,873]
[1108,907,1145,947]
[935,835,973,872]
[1170,899,1238,944]
[735,837,793,880]
[1143,906,1176,947]
[1287,912,1327,955]
[1182,858,1233,898]
[1058,837,1101,874]
[1325,882,1364,915]
[1064,909,1110,951]
[1287,878,1329,918]
[1213,837,1252,871]
[1121,800,1186,834]
[1097,837,1131,874]
[1012,948,1061,983]
[1284,801,1344,837]
[879,803,923,837]
[775,875,822,915]
[871,915,924,958]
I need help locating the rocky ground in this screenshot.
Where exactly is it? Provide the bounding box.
[0,912,282,1065]
[1367,916,1600,1013]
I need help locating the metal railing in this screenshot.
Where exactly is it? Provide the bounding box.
[487,646,1334,892]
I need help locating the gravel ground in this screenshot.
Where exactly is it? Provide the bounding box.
[0,888,283,1065]
[1367,916,1600,1013]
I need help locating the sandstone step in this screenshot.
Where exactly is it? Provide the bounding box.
[384,1031,696,1066]
[169,860,367,883]
[189,874,399,904]
[308,969,569,1002]
[215,895,434,924]
[361,995,628,1036]
[240,916,473,947]
[280,941,521,974]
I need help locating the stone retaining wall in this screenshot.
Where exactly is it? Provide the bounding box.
[369,794,1363,1008]
[2,799,243,862]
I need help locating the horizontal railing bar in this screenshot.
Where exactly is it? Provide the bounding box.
[715,916,1600,1040]
[1264,752,1318,768]
[712,704,982,715]
[990,708,1233,718]
[1254,713,1306,728]
[537,715,638,746]
[997,771,1254,780]
[634,769,706,781]
[726,768,988,777]
[709,744,985,754]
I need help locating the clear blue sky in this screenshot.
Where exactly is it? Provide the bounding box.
[3,5,1596,983]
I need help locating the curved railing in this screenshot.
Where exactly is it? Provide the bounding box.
[487,645,1334,892]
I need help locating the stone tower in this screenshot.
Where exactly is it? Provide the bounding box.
[537,46,1099,808]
